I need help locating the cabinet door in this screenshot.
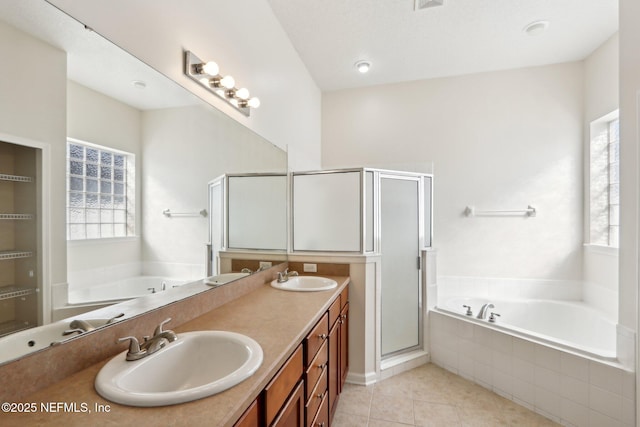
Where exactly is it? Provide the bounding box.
[328,320,340,419]
[272,380,305,427]
[339,303,349,390]
[266,346,304,425]
[234,399,260,427]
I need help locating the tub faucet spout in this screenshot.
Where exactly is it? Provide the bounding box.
[477,303,495,319]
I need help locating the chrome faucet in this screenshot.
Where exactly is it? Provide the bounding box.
[277,268,299,283]
[476,303,495,320]
[118,318,178,361]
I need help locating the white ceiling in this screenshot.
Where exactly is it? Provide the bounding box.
[268,0,619,91]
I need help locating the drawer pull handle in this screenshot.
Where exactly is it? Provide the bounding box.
[317,389,327,400]
[317,362,326,370]
[341,314,347,319]
[317,423,325,427]
[318,333,327,340]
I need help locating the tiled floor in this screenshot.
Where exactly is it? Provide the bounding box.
[332,363,560,427]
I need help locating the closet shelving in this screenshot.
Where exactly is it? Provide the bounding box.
[0,142,40,337]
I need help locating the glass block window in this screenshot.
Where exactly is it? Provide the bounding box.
[589,112,619,247]
[67,139,135,240]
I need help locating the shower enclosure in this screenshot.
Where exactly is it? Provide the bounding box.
[291,168,433,359]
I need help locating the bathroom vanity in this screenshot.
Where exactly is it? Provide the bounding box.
[4,274,349,427]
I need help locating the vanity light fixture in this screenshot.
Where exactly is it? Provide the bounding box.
[355,60,371,74]
[184,51,260,116]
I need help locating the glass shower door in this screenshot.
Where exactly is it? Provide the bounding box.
[380,175,422,357]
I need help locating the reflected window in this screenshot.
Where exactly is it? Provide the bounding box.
[589,111,619,247]
[66,139,135,240]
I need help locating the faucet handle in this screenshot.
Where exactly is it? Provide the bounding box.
[488,312,501,323]
[462,305,473,316]
[118,336,142,354]
[154,318,173,336]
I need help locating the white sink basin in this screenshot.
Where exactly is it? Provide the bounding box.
[270,276,338,292]
[205,272,250,286]
[95,331,263,407]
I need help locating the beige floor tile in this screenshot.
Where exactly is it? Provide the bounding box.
[368,419,414,427]
[331,363,559,427]
[370,393,415,425]
[336,383,374,418]
[331,411,370,427]
[374,373,414,399]
[413,400,462,427]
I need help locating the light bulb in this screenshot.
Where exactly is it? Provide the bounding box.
[202,61,219,76]
[220,75,235,89]
[236,87,250,100]
[248,97,260,109]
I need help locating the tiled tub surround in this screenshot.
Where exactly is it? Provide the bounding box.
[2,270,350,425]
[432,276,634,426]
[430,311,635,426]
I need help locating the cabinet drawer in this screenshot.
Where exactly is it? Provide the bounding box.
[265,345,304,426]
[305,313,328,366]
[328,297,341,327]
[305,367,327,427]
[305,340,328,401]
[309,389,329,427]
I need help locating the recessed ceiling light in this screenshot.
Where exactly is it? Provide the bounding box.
[132,80,147,89]
[355,61,371,74]
[414,0,444,10]
[523,20,550,36]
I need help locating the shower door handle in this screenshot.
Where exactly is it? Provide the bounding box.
[417,256,421,270]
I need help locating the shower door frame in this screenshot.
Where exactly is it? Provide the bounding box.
[378,172,426,360]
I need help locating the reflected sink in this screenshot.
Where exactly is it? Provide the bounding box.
[95,331,263,407]
[205,272,250,286]
[270,276,338,292]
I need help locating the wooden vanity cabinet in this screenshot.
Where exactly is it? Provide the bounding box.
[304,313,329,427]
[329,286,349,421]
[233,284,349,427]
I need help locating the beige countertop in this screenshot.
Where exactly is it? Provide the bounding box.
[3,276,349,427]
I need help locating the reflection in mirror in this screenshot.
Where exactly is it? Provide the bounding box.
[0,0,287,364]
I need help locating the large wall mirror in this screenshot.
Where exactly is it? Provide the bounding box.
[0,0,287,364]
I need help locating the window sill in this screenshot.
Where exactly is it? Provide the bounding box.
[67,236,139,246]
[583,243,618,256]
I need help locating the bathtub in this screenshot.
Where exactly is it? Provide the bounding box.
[429,297,631,425]
[436,297,616,360]
[68,276,191,305]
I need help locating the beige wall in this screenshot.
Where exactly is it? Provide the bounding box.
[619,0,640,336]
[0,20,67,286]
[66,81,143,272]
[141,105,287,268]
[322,62,584,281]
